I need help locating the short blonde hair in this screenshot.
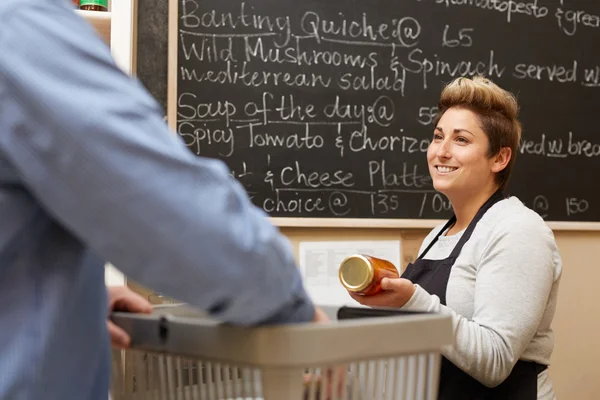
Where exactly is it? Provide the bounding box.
[434,76,522,191]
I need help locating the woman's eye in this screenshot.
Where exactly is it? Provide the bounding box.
[456,137,469,144]
[433,133,443,140]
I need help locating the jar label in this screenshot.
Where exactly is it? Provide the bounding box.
[80,0,108,7]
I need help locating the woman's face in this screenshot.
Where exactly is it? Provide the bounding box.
[427,107,499,200]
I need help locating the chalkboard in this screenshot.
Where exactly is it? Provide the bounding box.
[137,0,600,223]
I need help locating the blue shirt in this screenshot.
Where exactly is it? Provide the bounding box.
[0,1,314,398]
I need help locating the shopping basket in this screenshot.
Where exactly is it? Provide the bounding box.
[110,304,453,400]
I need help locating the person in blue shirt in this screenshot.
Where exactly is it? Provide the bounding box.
[0,0,325,398]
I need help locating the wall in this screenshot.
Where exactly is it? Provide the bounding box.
[549,231,600,399]
[279,227,600,399]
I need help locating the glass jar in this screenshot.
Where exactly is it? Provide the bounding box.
[338,254,399,295]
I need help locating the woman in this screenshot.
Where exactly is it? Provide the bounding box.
[348,76,561,399]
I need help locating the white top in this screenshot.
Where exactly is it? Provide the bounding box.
[401,197,561,399]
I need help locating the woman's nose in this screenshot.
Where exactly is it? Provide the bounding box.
[436,140,451,158]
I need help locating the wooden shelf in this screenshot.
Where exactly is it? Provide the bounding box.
[76,10,112,44]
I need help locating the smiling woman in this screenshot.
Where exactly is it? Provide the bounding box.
[427,76,521,233]
[346,76,562,400]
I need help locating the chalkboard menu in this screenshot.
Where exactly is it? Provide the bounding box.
[137,0,600,222]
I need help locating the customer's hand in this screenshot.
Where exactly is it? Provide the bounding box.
[107,286,153,348]
[306,306,348,399]
[349,277,416,308]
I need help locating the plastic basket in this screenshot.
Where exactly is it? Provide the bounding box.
[110,304,453,400]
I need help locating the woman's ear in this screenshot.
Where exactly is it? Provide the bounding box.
[491,147,511,173]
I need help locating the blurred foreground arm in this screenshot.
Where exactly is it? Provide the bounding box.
[0,1,314,325]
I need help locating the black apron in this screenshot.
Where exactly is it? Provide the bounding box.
[401,190,546,400]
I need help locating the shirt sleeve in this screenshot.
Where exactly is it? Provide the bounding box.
[0,1,314,325]
[400,217,558,387]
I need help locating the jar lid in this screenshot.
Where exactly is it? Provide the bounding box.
[338,255,374,292]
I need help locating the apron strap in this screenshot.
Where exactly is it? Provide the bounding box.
[416,216,456,260]
[418,190,505,260]
[448,190,505,259]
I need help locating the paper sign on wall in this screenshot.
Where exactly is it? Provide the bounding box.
[298,240,401,306]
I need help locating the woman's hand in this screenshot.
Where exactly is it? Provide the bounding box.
[349,278,416,308]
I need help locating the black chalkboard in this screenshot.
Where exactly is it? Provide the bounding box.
[137,0,600,222]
